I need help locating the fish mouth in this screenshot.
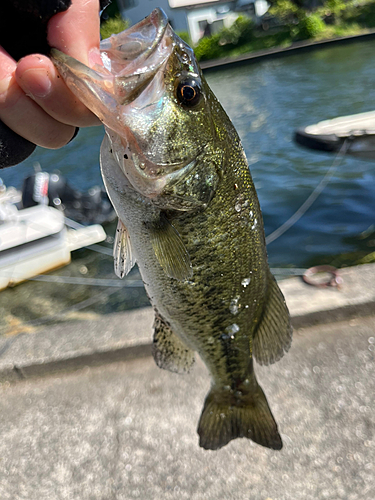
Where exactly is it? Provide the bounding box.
[131,153,199,199]
[52,9,200,202]
[51,8,174,134]
[107,126,205,200]
[100,8,169,79]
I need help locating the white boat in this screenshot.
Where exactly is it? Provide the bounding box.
[294,110,375,160]
[0,182,107,291]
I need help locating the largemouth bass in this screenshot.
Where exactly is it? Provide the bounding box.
[52,8,292,451]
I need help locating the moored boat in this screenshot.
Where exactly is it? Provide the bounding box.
[0,183,106,291]
[294,110,375,160]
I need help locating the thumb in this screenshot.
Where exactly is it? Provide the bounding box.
[47,0,101,67]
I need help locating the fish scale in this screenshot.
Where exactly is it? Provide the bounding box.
[52,8,292,451]
[162,147,268,382]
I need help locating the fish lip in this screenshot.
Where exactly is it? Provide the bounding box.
[127,147,199,185]
[100,8,170,75]
[51,8,176,133]
[101,8,168,54]
[129,141,209,182]
[112,148,199,200]
[132,152,198,181]
[114,140,206,200]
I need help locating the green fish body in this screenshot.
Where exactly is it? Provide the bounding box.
[52,8,292,450]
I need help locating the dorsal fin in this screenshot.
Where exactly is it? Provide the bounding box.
[152,312,195,374]
[253,272,292,365]
[113,219,136,278]
[149,214,192,281]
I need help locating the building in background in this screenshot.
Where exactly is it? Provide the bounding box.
[172,0,238,45]
[116,0,188,33]
[116,0,269,44]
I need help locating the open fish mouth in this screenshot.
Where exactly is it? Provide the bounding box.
[99,8,172,106]
[100,8,169,80]
[104,124,206,201]
[51,8,174,134]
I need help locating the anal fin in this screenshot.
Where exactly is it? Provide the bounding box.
[152,312,195,374]
[253,272,292,365]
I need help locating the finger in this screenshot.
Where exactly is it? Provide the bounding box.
[15,54,101,127]
[0,47,76,148]
[48,0,101,67]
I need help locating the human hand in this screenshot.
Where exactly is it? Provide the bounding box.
[0,0,102,151]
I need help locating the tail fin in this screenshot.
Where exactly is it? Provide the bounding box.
[197,376,282,451]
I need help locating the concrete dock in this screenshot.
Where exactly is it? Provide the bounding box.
[0,264,374,499]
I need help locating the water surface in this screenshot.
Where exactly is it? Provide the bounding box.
[1,40,375,328]
[206,40,375,266]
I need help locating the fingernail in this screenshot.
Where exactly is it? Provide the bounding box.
[68,126,79,143]
[21,68,52,98]
[0,76,13,98]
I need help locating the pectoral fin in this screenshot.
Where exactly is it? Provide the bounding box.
[150,214,192,281]
[253,272,292,365]
[152,312,195,374]
[113,219,136,278]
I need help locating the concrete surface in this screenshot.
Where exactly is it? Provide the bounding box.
[281,264,375,328]
[0,264,374,382]
[0,315,374,499]
[0,308,154,383]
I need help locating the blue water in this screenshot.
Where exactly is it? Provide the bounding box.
[2,40,375,269]
[205,41,375,266]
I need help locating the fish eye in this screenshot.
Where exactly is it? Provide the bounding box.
[176,78,201,108]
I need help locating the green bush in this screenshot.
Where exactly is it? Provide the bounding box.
[269,0,300,24]
[326,0,346,16]
[194,15,254,60]
[342,1,375,28]
[176,31,192,46]
[100,14,129,40]
[293,14,326,40]
[228,15,255,45]
[218,15,255,46]
[218,26,240,46]
[191,1,375,62]
[194,34,223,61]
